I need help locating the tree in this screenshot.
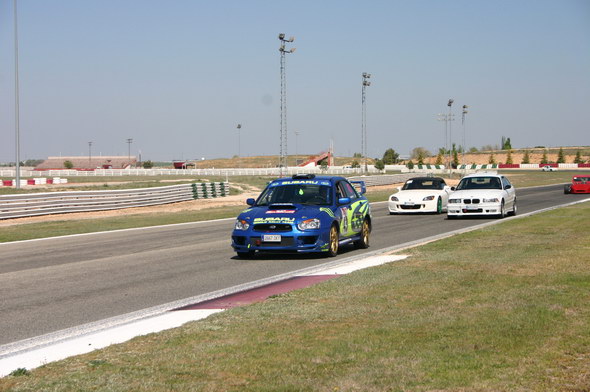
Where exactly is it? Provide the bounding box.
[407,160,414,169]
[382,148,400,164]
[501,136,512,150]
[557,147,565,163]
[417,150,425,165]
[573,150,583,164]
[320,160,328,171]
[411,147,431,161]
[522,150,530,164]
[63,160,74,169]
[435,152,444,165]
[142,160,154,169]
[353,152,362,158]
[541,150,548,164]
[374,159,385,172]
[469,147,478,153]
[452,150,459,168]
[506,149,513,164]
[488,153,496,164]
[351,160,360,168]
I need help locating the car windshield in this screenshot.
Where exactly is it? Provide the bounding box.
[574,177,589,182]
[256,184,332,206]
[402,179,443,190]
[456,176,502,190]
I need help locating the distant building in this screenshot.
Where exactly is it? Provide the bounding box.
[35,156,137,170]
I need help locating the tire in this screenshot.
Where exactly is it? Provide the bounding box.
[327,224,339,257]
[354,219,370,249]
[237,250,255,259]
[509,199,517,216]
[564,185,571,194]
[436,197,443,214]
[498,200,506,219]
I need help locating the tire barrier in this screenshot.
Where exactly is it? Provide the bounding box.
[0,182,229,220]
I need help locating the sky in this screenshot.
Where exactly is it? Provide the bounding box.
[0,0,589,162]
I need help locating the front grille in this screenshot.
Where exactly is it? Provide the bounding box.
[253,224,292,232]
[400,204,422,210]
[463,199,480,204]
[250,237,295,247]
[462,208,483,213]
[232,236,247,245]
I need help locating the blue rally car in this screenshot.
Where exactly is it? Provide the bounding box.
[231,174,371,258]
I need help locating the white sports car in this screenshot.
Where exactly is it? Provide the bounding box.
[388,177,451,214]
[447,173,517,219]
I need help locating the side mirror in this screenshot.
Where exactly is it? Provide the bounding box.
[246,198,256,206]
[338,197,351,205]
[450,186,456,191]
[505,185,512,190]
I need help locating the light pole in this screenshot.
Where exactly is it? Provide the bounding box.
[462,105,468,168]
[447,99,454,172]
[361,72,371,173]
[126,138,133,164]
[88,141,93,166]
[14,0,21,189]
[236,123,242,168]
[437,111,454,171]
[294,130,300,166]
[278,33,295,176]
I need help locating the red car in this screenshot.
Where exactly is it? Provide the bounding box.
[564,175,590,194]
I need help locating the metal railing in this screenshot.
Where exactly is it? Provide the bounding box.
[0,182,229,220]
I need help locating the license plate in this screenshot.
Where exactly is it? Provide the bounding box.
[404,202,415,206]
[466,205,479,210]
[262,234,281,242]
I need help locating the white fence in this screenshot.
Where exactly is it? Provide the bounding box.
[0,166,379,178]
[0,182,229,220]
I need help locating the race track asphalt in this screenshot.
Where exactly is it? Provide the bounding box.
[0,184,587,345]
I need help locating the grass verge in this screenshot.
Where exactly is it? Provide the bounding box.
[0,206,244,243]
[1,202,588,391]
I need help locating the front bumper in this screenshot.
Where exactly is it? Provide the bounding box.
[388,200,437,213]
[231,229,330,253]
[447,202,501,217]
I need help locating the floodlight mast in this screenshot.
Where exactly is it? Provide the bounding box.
[278,33,295,176]
[14,0,21,189]
[361,73,371,173]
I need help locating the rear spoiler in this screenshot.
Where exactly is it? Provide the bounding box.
[350,181,367,195]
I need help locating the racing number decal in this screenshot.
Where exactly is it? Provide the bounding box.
[339,201,368,237]
[340,207,349,234]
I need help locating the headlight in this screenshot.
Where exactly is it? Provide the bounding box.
[390,196,398,201]
[297,218,320,231]
[422,196,435,201]
[449,199,461,204]
[483,198,499,203]
[234,219,250,230]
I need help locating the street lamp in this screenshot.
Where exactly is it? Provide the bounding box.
[236,124,242,168]
[88,141,93,166]
[448,99,454,172]
[462,105,468,168]
[361,72,371,173]
[279,33,295,176]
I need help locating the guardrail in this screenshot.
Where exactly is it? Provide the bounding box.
[0,182,229,220]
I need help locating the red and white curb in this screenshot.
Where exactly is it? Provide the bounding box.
[0,254,407,377]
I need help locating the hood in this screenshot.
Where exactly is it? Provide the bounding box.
[395,189,443,201]
[450,189,505,199]
[238,203,325,222]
